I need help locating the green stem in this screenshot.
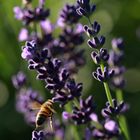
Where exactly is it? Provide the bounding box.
[116,89,123,102]
[100,63,113,107]
[116,89,131,140]
[71,125,81,140]
[65,102,81,140]
[73,98,80,108]
[87,17,92,27]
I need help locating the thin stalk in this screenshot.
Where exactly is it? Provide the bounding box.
[87,17,92,27]
[100,63,113,107]
[65,102,81,140]
[73,98,80,108]
[116,89,123,102]
[71,125,81,140]
[116,89,131,140]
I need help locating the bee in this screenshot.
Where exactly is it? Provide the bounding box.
[31,99,56,131]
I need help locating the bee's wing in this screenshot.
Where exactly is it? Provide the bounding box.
[29,101,42,110]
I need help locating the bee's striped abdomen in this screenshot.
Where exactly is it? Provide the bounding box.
[36,114,46,126]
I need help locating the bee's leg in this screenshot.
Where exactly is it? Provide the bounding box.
[49,117,54,132]
[35,125,42,131]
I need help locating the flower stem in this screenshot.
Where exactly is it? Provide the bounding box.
[65,102,81,140]
[73,98,80,108]
[116,89,131,140]
[100,63,113,107]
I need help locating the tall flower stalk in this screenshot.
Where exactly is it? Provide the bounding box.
[76,0,130,140]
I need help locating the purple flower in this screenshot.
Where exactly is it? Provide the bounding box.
[63,96,96,124]
[62,111,71,121]
[59,4,81,25]
[52,78,82,106]
[85,128,92,140]
[108,38,126,89]
[101,99,126,118]
[84,21,101,37]
[92,119,119,139]
[13,7,24,20]
[32,131,45,140]
[21,40,38,60]
[76,0,96,17]
[87,36,106,49]
[111,38,124,51]
[93,67,114,82]
[21,40,84,106]
[16,88,43,124]
[40,20,54,34]
[18,28,29,42]
[104,120,119,133]
[91,48,109,65]
[12,71,26,89]
[108,50,124,66]
[13,6,50,25]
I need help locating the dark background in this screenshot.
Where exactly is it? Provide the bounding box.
[0,0,140,139]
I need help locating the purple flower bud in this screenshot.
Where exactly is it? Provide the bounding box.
[18,28,29,41]
[87,36,105,49]
[70,96,96,124]
[93,67,114,82]
[59,4,81,25]
[40,20,53,34]
[32,131,45,140]
[12,71,26,89]
[13,7,24,20]
[104,120,119,134]
[76,7,87,16]
[112,38,124,51]
[62,111,71,120]
[76,0,96,16]
[102,99,127,118]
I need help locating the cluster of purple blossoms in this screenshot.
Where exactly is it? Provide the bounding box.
[14,0,85,74]
[75,0,129,139]
[12,71,44,125]
[63,96,96,125]
[102,99,126,118]
[21,40,83,106]
[92,119,120,139]
[16,88,44,124]
[13,0,49,25]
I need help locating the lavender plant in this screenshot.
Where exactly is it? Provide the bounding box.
[12,0,131,140]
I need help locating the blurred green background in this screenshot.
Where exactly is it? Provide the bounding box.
[0,0,140,139]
